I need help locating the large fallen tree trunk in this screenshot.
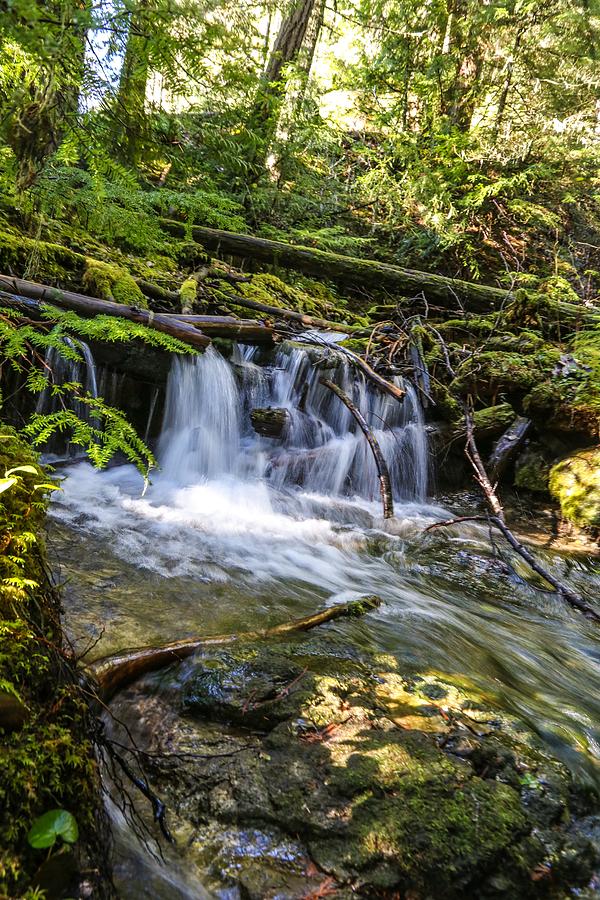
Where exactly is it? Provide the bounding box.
[161,221,600,323]
[88,596,381,703]
[0,276,211,351]
[320,378,394,519]
[161,220,509,311]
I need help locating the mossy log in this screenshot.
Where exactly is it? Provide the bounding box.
[88,596,382,703]
[163,312,274,344]
[0,275,211,351]
[161,220,509,311]
[208,287,359,333]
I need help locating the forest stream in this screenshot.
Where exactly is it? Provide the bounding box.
[45,342,600,898]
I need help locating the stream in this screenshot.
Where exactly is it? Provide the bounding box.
[45,342,600,897]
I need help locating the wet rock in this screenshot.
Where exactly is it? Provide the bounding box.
[111,641,600,899]
[549,447,600,528]
[250,407,290,438]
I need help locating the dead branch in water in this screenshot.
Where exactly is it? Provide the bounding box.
[88,596,382,703]
[424,516,600,622]
[425,324,598,623]
[320,377,394,519]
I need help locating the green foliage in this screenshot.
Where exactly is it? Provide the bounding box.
[24,394,156,477]
[82,259,147,307]
[27,809,78,850]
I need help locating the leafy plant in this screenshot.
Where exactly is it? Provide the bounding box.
[27,809,79,850]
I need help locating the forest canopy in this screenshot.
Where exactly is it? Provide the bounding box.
[0,0,599,286]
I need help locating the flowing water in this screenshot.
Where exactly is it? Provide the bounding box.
[45,343,600,891]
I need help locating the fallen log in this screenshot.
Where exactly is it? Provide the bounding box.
[161,221,600,324]
[320,378,394,519]
[209,285,360,334]
[161,220,509,311]
[88,596,382,702]
[161,312,274,344]
[0,276,211,351]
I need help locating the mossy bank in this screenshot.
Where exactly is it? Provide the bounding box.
[0,427,106,899]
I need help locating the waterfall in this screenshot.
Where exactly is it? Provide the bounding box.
[36,335,99,458]
[159,342,429,503]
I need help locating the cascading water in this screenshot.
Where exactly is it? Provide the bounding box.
[36,335,99,458]
[48,337,600,898]
[156,343,429,505]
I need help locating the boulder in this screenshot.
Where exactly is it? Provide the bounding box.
[549,447,600,528]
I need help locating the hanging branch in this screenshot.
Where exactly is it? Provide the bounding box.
[320,378,394,518]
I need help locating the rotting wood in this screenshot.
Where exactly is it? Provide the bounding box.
[320,378,394,519]
[161,312,274,344]
[0,276,211,351]
[88,596,382,703]
[209,285,359,334]
[487,416,531,484]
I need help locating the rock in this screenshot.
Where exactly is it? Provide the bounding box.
[110,639,600,899]
[250,407,290,438]
[514,446,550,493]
[549,447,600,528]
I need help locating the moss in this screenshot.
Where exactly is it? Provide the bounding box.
[472,402,515,437]
[514,448,550,493]
[234,272,363,325]
[453,348,561,401]
[549,447,600,528]
[0,229,84,286]
[179,276,197,312]
[82,258,147,308]
[0,426,101,896]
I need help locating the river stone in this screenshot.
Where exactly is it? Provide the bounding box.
[549,447,600,528]
[111,639,600,899]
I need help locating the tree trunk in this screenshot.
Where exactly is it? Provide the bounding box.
[247,0,317,182]
[0,277,211,351]
[113,0,150,164]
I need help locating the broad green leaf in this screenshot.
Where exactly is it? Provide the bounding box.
[0,477,17,495]
[33,484,62,492]
[27,809,79,849]
[5,465,39,476]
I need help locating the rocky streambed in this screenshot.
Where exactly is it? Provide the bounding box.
[107,634,600,899]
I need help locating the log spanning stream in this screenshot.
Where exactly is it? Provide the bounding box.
[44,342,600,897]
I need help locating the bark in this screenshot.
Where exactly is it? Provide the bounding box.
[320,378,394,519]
[487,416,531,484]
[332,345,406,404]
[163,221,600,323]
[247,0,318,180]
[88,596,381,702]
[113,0,150,164]
[0,277,211,351]
[209,286,358,333]
[161,220,510,311]
[164,313,274,344]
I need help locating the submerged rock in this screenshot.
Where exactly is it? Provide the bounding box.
[110,637,600,898]
[549,447,600,529]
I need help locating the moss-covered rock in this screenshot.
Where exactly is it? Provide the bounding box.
[549,447,600,528]
[82,258,147,307]
[0,427,101,897]
[514,447,551,493]
[113,640,600,899]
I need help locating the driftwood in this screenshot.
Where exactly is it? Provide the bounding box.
[0,277,211,351]
[209,287,359,334]
[161,313,274,344]
[333,344,406,403]
[320,378,394,519]
[487,416,532,484]
[89,596,382,703]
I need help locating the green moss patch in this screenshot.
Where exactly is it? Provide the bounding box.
[549,447,600,528]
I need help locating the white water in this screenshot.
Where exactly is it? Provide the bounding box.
[50,343,600,787]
